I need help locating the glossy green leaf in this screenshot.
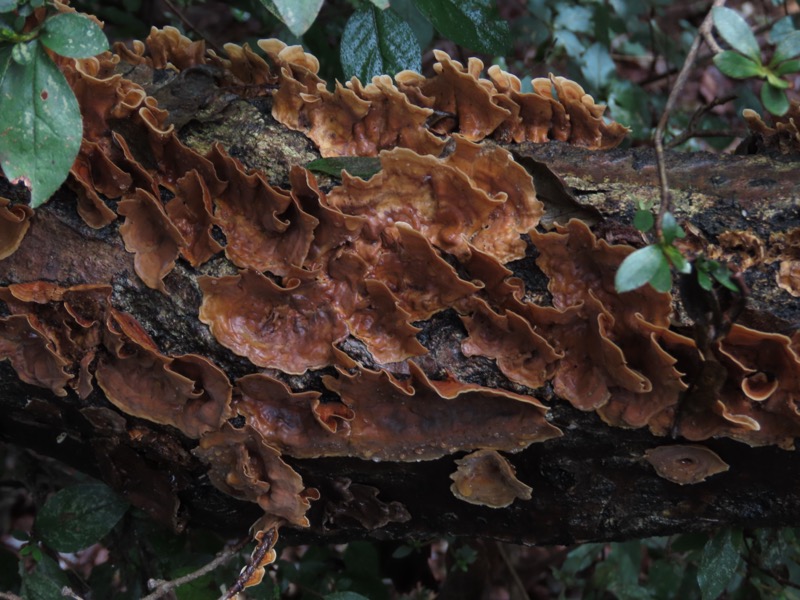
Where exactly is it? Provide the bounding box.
[0,0,16,13]
[709,262,739,292]
[773,30,800,64]
[713,7,760,62]
[34,483,129,552]
[412,0,511,54]
[774,58,800,76]
[391,0,434,48]
[306,156,382,180]
[0,41,83,207]
[20,554,70,600]
[41,12,108,58]
[633,208,654,233]
[341,6,421,82]
[368,0,389,8]
[258,0,324,37]
[660,211,685,245]
[615,244,667,293]
[698,529,743,600]
[713,50,763,79]
[581,42,616,91]
[761,82,789,116]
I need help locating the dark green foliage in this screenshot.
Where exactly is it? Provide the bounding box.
[33,483,129,553]
[340,6,420,81]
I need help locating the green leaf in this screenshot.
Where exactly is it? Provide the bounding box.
[340,6,421,82]
[0,41,83,207]
[663,244,690,274]
[660,212,685,245]
[713,50,763,79]
[770,15,797,44]
[40,12,108,58]
[259,0,324,37]
[649,255,673,292]
[774,58,800,76]
[34,483,129,552]
[306,156,382,180]
[697,529,743,600]
[696,266,713,291]
[765,70,790,88]
[615,244,668,293]
[0,0,16,12]
[713,7,760,62]
[761,82,789,116]
[633,208,654,233]
[773,30,800,64]
[391,0,434,48]
[11,40,34,65]
[368,0,389,8]
[411,0,511,55]
[20,554,70,600]
[709,263,739,292]
[581,42,616,91]
[324,593,371,600]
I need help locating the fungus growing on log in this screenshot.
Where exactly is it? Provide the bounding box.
[0,199,33,260]
[644,445,729,485]
[449,449,533,508]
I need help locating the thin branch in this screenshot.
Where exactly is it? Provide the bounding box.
[160,0,223,55]
[141,537,250,600]
[666,93,740,148]
[0,593,24,600]
[221,528,278,600]
[654,0,727,234]
[495,542,531,600]
[60,588,84,599]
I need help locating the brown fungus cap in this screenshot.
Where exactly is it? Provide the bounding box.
[194,423,316,527]
[198,269,348,374]
[644,445,729,485]
[449,449,533,508]
[0,198,33,260]
[0,314,71,396]
[327,147,502,259]
[165,169,224,267]
[118,188,186,293]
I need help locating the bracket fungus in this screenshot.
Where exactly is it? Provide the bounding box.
[449,449,533,508]
[3,23,800,549]
[644,445,729,485]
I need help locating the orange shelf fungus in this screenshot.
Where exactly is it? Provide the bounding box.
[644,445,729,485]
[449,449,533,508]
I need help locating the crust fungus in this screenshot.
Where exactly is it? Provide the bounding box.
[0,198,33,260]
[0,314,71,396]
[743,103,800,154]
[644,445,729,485]
[449,449,533,508]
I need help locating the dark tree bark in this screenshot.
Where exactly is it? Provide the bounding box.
[1,58,800,548]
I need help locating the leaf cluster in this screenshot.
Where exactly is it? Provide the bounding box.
[712,6,800,116]
[0,1,107,207]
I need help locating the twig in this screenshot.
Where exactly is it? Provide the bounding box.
[495,542,531,600]
[60,588,84,599]
[141,537,250,600]
[654,0,727,235]
[161,0,223,55]
[221,528,278,600]
[666,93,739,148]
[0,593,24,600]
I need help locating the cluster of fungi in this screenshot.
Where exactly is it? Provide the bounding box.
[2,11,800,572]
